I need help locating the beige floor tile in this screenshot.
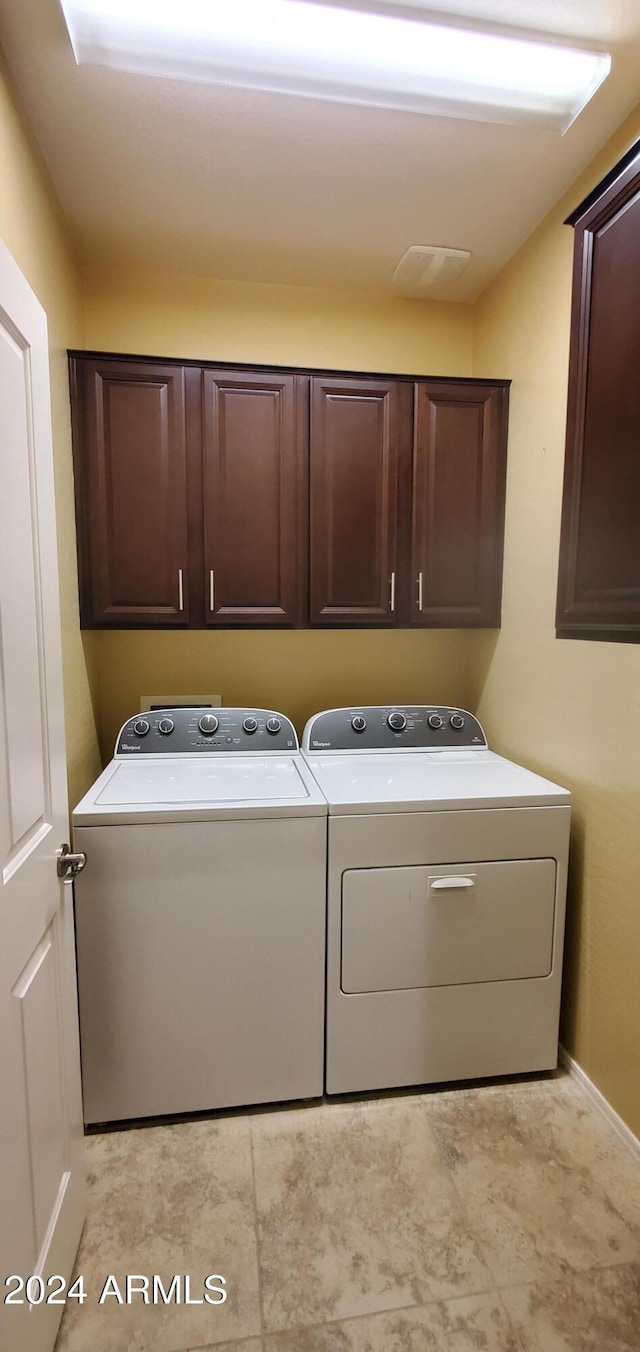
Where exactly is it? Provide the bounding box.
[263,1290,520,1350]
[251,1097,494,1333]
[192,1343,263,1351]
[500,1263,640,1351]
[423,1075,640,1287]
[54,1119,261,1352]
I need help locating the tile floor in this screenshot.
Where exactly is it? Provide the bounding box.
[54,1071,640,1352]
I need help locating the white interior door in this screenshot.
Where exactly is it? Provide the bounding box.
[0,237,85,1352]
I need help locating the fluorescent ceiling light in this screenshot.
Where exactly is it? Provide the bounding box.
[59,0,611,131]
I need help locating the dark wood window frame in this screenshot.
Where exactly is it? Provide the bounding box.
[556,138,640,642]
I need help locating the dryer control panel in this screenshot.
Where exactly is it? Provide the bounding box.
[303,706,486,752]
[116,708,298,755]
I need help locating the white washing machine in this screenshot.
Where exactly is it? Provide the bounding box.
[302,705,571,1096]
[72,708,327,1124]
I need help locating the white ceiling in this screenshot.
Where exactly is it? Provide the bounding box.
[1,0,640,300]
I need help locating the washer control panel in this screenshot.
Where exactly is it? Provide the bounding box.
[303,706,486,752]
[116,708,297,755]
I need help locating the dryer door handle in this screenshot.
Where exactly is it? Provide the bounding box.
[429,875,476,891]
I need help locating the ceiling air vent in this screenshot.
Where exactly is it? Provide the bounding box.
[392,245,471,299]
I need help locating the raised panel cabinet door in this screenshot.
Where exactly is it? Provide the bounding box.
[202,370,305,625]
[310,377,399,625]
[412,383,508,627]
[557,142,640,638]
[72,359,190,625]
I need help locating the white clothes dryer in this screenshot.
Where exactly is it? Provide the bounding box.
[302,705,571,1096]
[72,708,327,1124]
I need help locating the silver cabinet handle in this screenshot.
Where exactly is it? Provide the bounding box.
[389,571,396,612]
[430,875,476,891]
[57,843,87,883]
[178,568,184,611]
[417,571,423,612]
[209,570,215,612]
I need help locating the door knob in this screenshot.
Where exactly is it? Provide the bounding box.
[57,843,87,882]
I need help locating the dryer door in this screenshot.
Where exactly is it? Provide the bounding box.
[341,858,556,993]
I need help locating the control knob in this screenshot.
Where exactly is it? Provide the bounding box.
[450,713,465,730]
[243,716,258,734]
[198,713,219,735]
[387,711,407,732]
[158,718,174,735]
[266,717,281,735]
[428,713,444,729]
[133,718,150,737]
[351,715,367,733]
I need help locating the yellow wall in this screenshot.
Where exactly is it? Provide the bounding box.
[84,267,476,756]
[83,267,473,374]
[471,106,640,1137]
[0,50,100,806]
[93,629,470,759]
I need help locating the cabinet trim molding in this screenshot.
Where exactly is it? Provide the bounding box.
[69,349,510,391]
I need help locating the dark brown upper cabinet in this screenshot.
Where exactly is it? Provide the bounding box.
[202,371,307,626]
[411,382,508,627]
[557,139,640,641]
[70,354,509,630]
[310,377,401,625]
[70,358,190,626]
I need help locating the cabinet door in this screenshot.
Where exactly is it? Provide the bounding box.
[310,377,399,625]
[202,371,305,625]
[412,383,508,627]
[72,359,190,626]
[557,144,640,639]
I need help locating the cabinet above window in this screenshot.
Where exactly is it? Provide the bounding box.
[69,353,509,630]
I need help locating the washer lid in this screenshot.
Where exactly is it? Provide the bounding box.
[72,754,327,824]
[303,749,570,814]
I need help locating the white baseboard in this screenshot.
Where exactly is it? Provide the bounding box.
[559,1045,640,1161]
